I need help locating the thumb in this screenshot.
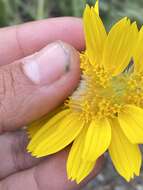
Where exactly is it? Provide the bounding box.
[0,41,80,132]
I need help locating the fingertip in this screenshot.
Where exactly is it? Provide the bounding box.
[59,41,81,84]
[0,40,81,132]
[46,41,81,103]
[18,17,84,56]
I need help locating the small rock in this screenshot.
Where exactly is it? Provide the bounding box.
[136,185,143,190]
[115,186,126,190]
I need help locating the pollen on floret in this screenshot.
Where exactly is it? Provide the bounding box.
[66,54,143,121]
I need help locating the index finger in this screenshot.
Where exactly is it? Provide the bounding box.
[0,17,84,65]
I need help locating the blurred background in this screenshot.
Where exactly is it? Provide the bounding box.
[0,0,143,190]
[0,0,143,29]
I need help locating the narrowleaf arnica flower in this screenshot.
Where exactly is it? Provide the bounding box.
[27,0,143,183]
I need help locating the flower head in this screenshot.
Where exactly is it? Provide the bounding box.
[27,0,143,183]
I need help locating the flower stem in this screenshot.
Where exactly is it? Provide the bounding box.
[37,0,45,19]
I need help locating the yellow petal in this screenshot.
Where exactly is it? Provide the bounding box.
[67,127,95,184]
[28,111,84,157]
[131,22,138,42]
[94,0,99,15]
[83,5,107,65]
[27,106,64,139]
[27,109,70,152]
[28,123,41,139]
[82,118,111,161]
[118,105,143,144]
[27,115,51,139]
[102,18,136,76]
[109,119,142,181]
[134,25,143,73]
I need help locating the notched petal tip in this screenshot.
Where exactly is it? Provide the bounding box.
[109,118,142,182]
[134,24,143,73]
[94,0,99,15]
[82,119,111,162]
[83,1,107,65]
[67,127,96,184]
[84,4,90,12]
[102,17,137,76]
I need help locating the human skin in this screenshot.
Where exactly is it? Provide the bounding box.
[0,17,103,190]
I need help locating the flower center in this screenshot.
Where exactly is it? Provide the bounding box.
[66,55,143,122]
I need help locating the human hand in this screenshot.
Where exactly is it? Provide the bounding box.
[0,17,104,190]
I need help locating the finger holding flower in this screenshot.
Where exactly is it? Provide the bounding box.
[28,0,143,183]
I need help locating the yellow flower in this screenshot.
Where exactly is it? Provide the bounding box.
[27,0,143,183]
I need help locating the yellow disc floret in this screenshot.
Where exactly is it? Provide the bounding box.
[67,55,143,121]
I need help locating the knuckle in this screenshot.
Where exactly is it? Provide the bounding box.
[0,182,9,190]
[33,168,41,190]
[11,131,39,172]
[11,131,29,171]
[0,63,36,132]
[0,64,19,132]
[0,65,16,132]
